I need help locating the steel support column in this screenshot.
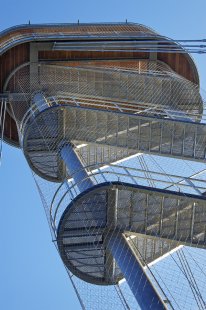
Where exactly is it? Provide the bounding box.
[60,142,93,192]
[106,232,166,310]
[59,139,166,309]
[32,92,50,112]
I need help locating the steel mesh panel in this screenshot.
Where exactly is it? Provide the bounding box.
[7,61,203,124]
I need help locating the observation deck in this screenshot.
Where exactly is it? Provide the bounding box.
[0,23,200,147]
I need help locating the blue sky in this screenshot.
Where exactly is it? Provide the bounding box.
[0,1,206,309]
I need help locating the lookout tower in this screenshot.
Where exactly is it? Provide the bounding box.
[1,23,206,309]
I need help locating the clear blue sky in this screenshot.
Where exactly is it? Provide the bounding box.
[0,1,206,309]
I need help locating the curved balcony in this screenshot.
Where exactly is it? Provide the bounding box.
[20,100,206,182]
[50,163,206,285]
[0,23,201,148]
[51,162,206,233]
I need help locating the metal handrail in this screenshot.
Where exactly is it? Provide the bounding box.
[50,163,206,230]
[0,22,156,37]
[19,94,205,143]
[19,99,58,140]
[1,26,205,55]
[0,24,157,55]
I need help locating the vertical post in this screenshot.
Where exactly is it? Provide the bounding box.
[106,232,166,310]
[30,43,39,93]
[60,142,94,193]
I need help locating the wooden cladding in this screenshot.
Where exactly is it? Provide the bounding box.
[0,43,29,145]
[158,52,196,84]
[0,43,29,91]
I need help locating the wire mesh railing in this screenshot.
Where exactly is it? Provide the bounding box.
[8,63,203,127]
[50,162,206,231]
